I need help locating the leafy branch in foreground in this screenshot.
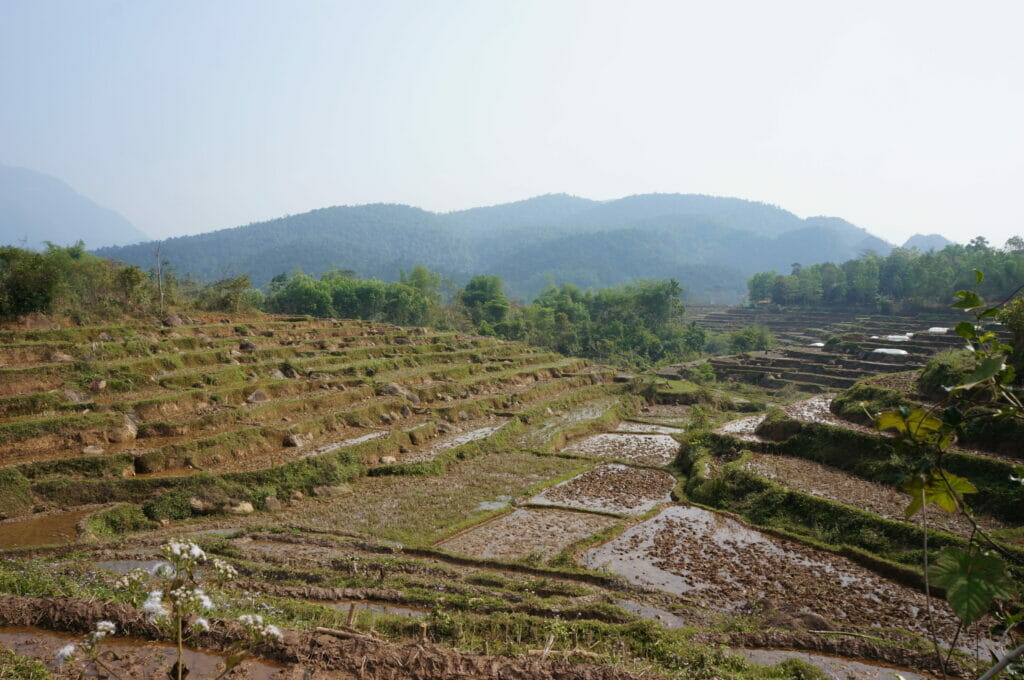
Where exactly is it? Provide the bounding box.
[877,270,1023,680]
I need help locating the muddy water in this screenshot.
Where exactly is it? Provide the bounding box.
[562,433,679,465]
[714,414,765,441]
[516,398,618,447]
[301,430,389,458]
[581,505,965,640]
[0,509,92,550]
[735,648,933,680]
[436,508,617,560]
[403,422,505,462]
[94,559,171,575]
[530,464,674,515]
[0,626,286,678]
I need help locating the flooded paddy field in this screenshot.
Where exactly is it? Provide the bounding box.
[614,421,684,435]
[530,464,675,515]
[436,508,617,560]
[581,505,968,642]
[0,508,95,550]
[562,433,679,465]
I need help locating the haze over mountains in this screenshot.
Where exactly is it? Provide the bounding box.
[94,193,919,303]
[0,165,955,303]
[0,163,148,249]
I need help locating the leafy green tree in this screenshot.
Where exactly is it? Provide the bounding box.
[459,275,509,326]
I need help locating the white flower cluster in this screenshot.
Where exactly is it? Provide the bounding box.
[193,616,210,633]
[211,557,238,580]
[237,614,284,643]
[143,590,170,619]
[114,568,148,591]
[163,539,207,564]
[170,585,213,612]
[86,620,116,646]
[55,643,77,665]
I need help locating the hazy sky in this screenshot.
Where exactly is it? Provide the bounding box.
[2,0,1022,245]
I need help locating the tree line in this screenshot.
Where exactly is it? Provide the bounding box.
[747,237,1024,309]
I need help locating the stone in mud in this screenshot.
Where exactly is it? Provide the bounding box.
[189,497,217,514]
[379,456,398,465]
[263,496,282,511]
[379,382,420,404]
[401,404,411,418]
[64,389,92,404]
[239,340,257,352]
[81,445,105,455]
[50,351,75,363]
[226,501,254,515]
[270,369,286,380]
[161,314,183,327]
[107,415,138,443]
[283,433,305,447]
[282,366,300,379]
[246,390,269,404]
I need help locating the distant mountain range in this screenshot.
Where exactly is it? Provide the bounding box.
[0,164,148,249]
[92,192,930,303]
[902,233,954,251]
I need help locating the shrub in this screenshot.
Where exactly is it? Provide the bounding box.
[917,350,975,400]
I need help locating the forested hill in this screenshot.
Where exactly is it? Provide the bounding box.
[0,163,149,249]
[94,193,898,302]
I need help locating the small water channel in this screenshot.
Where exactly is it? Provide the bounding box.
[0,625,286,678]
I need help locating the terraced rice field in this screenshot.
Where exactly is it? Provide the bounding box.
[0,312,1015,680]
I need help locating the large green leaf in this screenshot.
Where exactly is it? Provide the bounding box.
[902,470,976,518]
[952,357,1005,391]
[929,547,1015,625]
[952,290,984,311]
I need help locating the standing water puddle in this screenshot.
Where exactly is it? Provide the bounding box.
[615,600,687,629]
[94,559,171,575]
[0,509,93,550]
[582,505,966,640]
[562,433,679,465]
[301,430,388,458]
[436,508,616,560]
[516,398,618,447]
[530,464,674,515]
[403,423,505,462]
[0,626,286,678]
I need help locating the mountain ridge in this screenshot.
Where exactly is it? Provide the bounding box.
[91,192,907,303]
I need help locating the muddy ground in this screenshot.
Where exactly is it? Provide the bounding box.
[581,505,971,645]
[562,434,679,466]
[436,508,617,560]
[530,464,675,515]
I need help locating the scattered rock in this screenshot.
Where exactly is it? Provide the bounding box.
[81,445,105,455]
[263,496,282,511]
[189,497,217,514]
[246,390,269,403]
[226,501,255,515]
[270,369,286,380]
[50,351,75,363]
[613,372,636,383]
[401,404,412,418]
[379,456,398,465]
[239,340,257,352]
[379,382,420,404]
[107,415,138,443]
[282,366,300,379]
[161,314,183,327]
[64,389,92,404]
[283,433,305,447]
[290,490,304,501]
[98,332,113,342]
[457,411,469,421]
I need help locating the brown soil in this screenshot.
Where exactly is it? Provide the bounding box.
[562,434,679,466]
[531,464,675,515]
[436,509,617,560]
[742,453,1004,538]
[0,595,647,680]
[581,505,972,645]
